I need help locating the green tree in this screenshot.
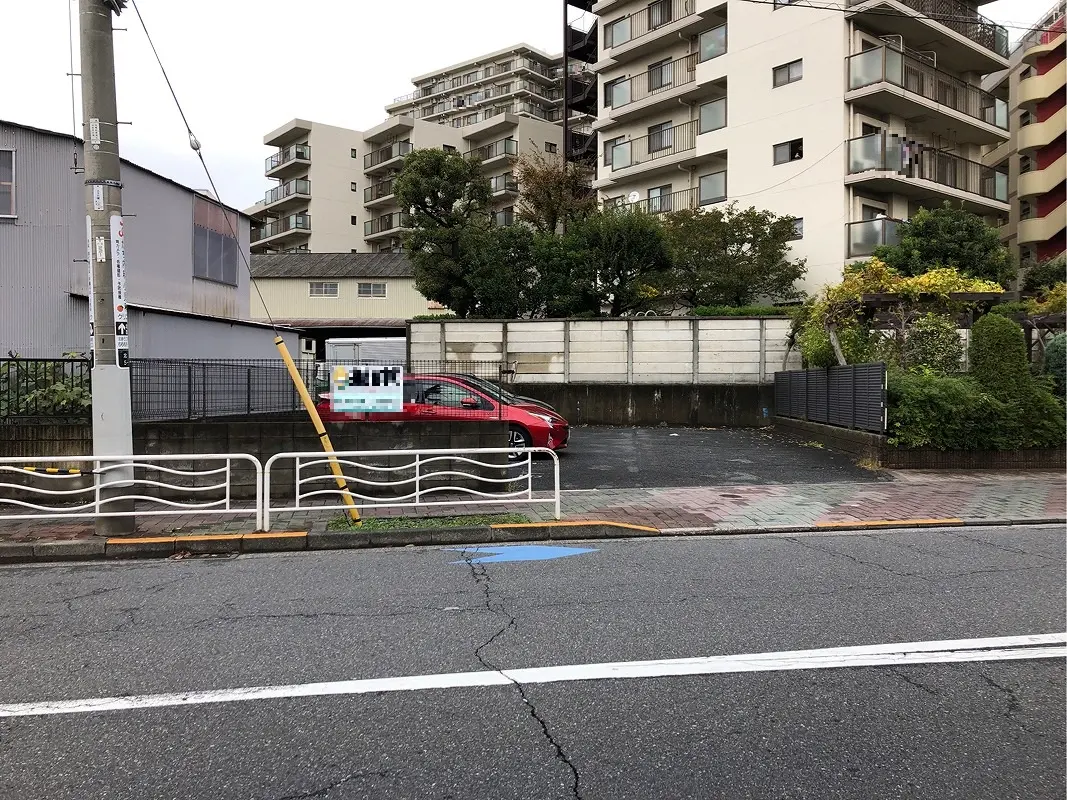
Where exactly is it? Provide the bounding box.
[900,313,963,374]
[970,313,1031,399]
[1022,254,1066,293]
[563,209,672,317]
[514,148,596,234]
[661,202,806,308]
[396,148,493,319]
[874,202,1015,286]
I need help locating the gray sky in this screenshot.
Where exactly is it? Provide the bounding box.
[2,0,1057,210]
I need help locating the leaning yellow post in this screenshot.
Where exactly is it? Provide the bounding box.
[274,336,361,525]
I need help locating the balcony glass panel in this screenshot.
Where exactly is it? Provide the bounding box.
[699,98,726,134]
[606,17,631,48]
[264,178,310,206]
[847,218,901,257]
[699,25,727,62]
[848,48,885,89]
[698,171,727,205]
[610,141,632,170]
[609,80,631,107]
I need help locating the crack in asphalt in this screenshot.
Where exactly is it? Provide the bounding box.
[273,767,389,799]
[887,667,940,697]
[784,537,931,582]
[460,552,584,800]
[943,530,1060,562]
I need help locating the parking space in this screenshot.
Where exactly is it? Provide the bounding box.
[536,425,887,491]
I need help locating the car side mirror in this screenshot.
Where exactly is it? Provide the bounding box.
[460,397,479,409]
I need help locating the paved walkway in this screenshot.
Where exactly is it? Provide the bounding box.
[0,471,1062,543]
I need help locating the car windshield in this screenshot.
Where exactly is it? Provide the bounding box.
[452,375,521,405]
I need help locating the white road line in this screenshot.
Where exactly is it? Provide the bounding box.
[1,633,1062,718]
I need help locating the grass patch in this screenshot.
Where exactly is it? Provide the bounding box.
[327,512,531,531]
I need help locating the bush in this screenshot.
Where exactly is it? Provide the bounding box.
[1022,255,1066,293]
[1044,333,1066,397]
[901,313,963,374]
[969,313,1030,399]
[692,305,791,317]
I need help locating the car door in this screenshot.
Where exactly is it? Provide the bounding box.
[419,379,498,421]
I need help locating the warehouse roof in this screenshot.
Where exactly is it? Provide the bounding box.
[249,252,414,279]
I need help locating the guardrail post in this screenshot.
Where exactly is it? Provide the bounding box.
[414,453,422,506]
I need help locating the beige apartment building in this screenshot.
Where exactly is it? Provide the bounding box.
[587,0,1013,293]
[249,45,573,256]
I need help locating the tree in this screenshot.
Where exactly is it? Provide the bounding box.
[661,202,806,309]
[874,202,1015,286]
[513,147,596,234]
[396,148,493,319]
[564,209,672,317]
[1022,253,1066,293]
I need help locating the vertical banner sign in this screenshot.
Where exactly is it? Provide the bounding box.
[330,365,404,413]
[86,215,95,368]
[110,214,130,368]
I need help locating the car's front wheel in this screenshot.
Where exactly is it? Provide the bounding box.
[508,425,532,460]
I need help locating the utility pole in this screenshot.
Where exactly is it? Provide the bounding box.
[561,0,570,237]
[80,0,135,536]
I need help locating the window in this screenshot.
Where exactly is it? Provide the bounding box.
[358,282,387,298]
[605,77,631,108]
[773,138,804,164]
[699,98,726,134]
[648,184,672,213]
[1020,155,1033,173]
[606,16,631,48]
[789,218,804,240]
[309,281,339,297]
[350,148,358,158]
[423,381,488,410]
[773,59,803,87]
[443,144,457,153]
[545,142,558,153]
[649,0,673,28]
[604,136,624,167]
[192,196,239,286]
[1020,110,1034,126]
[0,150,12,216]
[351,215,359,225]
[648,121,673,153]
[698,171,727,205]
[648,58,673,91]
[861,122,881,136]
[699,25,727,62]
[350,182,358,192]
[861,204,886,220]
[1020,200,1033,219]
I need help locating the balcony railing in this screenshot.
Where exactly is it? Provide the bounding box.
[364,212,411,237]
[611,186,700,214]
[610,120,697,171]
[251,213,311,243]
[847,0,1008,57]
[390,57,555,104]
[490,174,519,193]
[847,46,1007,129]
[604,0,696,49]
[492,208,515,227]
[264,143,311,173]
[847,132,1008,202]
[847,217,902,257]
[364,179,396,203]
[264,178,311,206]
[606,53,698,109]
[467,137,519,162]
[364,141,413,170]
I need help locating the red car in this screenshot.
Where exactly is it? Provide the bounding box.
[316,373,569,453]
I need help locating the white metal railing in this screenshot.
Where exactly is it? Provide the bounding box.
[0,454,263,530]
[263,447,560,532]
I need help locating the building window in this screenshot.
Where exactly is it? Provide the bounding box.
[699,25,727,62]
[605,77,630,108]
[351,215,359,225]
[648,184,672,213]
[0,150,12,216]
[1020,110,1034,126]
[351,149,358,158]
[192,197,239,286]
[604,136,624,167]
[789,218,804,239]
[648,121,673,153]
[648,58,673,91]
[350,182,358,192]
[773,59,803,87]
[773,138,804,164]
[698,171,727,205]
[545,142,558,153]
[309,281,339,298]
[443,144,457,153]
[1020,200,1033,219]
[357,282,387,298]
[1020,155,1033,173]
[605,16,631,48]
[699,98,726,134]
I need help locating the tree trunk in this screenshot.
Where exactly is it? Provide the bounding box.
[826,324,847,366]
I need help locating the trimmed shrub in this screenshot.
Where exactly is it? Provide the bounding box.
[692,305,791,317]
[969,313,1030,399]
[1044,333,1066,397]
[901,313,963,374]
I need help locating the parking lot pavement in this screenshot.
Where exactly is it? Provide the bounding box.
[536,425,888,491]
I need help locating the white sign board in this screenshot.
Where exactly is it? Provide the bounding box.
[88,118,101,149]
[330,365,404,414]
[110,214,129,368]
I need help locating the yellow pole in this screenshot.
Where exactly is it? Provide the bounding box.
[274,336,361,525]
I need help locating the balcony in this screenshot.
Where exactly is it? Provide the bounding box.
[1018,115,1067,153]
[847,217,902,258]
[364,212,412,241]
[251,213,311,245]
[844,0,1008,72]
[492,208,515,227]
[364,178,396,206]
[1018,154,1067,200]
[1018,202,1067,245]
[264,144,311,179]
[364,141,413,175]
[490,174,519,195]
[600,53,705,126]
[263,178,311,211]
[1018,62,1067,108]
[602,0,706,64]
[845,132,1008,214]
[467,137,518,165]
[609,120,698,176]
[846,47,1007,145]
[611,186,700,214]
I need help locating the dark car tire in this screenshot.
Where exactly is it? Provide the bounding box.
[508,425,532,460]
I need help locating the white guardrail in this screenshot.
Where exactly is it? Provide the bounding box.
[0,454,263,530]
[263,447,561,532]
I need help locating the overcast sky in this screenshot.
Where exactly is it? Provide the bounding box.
[2,0,1057,210]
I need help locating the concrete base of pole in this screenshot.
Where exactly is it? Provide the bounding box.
[92,365,136,537]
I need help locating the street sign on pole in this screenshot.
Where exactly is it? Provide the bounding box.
[110,214,129,368]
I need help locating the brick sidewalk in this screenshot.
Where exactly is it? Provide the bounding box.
[0,471,1062,543]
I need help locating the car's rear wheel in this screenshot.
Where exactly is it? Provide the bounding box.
[508,425,532,460]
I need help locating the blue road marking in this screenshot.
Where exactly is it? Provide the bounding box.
[447,545,598,564]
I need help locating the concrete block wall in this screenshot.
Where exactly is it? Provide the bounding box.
[409,317,801,385]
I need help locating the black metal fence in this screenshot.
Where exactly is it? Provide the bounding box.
[1,358,512,423]
[774,363,887,434]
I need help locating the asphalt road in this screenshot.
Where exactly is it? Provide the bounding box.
[538,426,886,490]
[1,524,1063,799]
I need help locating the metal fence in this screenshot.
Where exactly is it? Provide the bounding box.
[1,357,512,422]
[774,363,887,434]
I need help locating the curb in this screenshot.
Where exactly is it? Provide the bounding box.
[1,517,1063,565]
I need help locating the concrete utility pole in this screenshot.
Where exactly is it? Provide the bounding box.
[80,0,135,535]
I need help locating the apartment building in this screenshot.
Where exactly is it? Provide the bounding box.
[585,0,1012,293]
[983,2,1066,265]
[249,46,574,256]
